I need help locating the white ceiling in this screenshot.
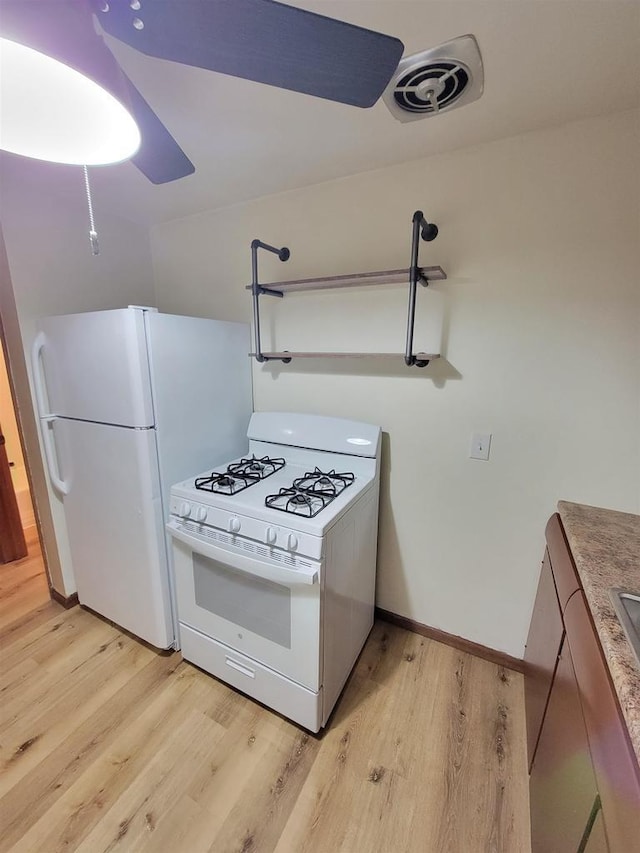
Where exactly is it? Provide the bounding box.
[2,1,639,225]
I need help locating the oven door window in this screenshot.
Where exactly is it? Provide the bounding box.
[193,552,291,649]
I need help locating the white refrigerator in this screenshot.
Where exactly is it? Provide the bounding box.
[31,306,252,649]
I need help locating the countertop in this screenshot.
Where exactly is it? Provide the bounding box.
[557,500,640,765]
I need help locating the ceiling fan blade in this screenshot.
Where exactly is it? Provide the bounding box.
[120,73,195,184]
[90,0,404,108]
[0,1,194,183]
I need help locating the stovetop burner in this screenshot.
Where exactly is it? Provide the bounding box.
[265,487,333,518]
[228,455,285,479]
[195,455,285,495]
[265,468,355,517]
[292,468,355,497]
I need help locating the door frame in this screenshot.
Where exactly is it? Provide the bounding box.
[0,224,63,597]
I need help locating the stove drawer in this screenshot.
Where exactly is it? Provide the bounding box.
[180,624,323,732]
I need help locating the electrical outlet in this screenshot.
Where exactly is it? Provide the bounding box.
[470,433,491,461]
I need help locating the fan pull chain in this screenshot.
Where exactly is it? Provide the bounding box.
[83,166,100,256]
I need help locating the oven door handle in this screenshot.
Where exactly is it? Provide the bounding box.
[166,521,319,586]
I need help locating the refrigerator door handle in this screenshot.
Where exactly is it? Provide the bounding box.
[31,332,69,495]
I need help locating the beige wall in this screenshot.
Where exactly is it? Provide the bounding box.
[0,169,156,594]
[151,110,640,657]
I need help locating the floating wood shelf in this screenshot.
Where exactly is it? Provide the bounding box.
[245,266,446,295]
[249,351,441,361]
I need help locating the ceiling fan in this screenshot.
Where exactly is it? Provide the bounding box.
[0,0,405,184]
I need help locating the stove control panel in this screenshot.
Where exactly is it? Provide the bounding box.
[168,496,323,560]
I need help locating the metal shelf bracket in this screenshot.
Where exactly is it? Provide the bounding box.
[405,210,439,367]
[251,238,290,363]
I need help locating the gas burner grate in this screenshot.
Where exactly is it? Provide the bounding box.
[195,471,260,495]
[293,468,355,497]
[265,487,332,518]
[195,455,286,495]
[265,468,355,517]
[227,455,285,479]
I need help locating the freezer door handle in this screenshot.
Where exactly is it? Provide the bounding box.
[166,521,319,586]
[31,332,69,495]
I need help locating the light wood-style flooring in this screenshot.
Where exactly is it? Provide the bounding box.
[0,527,49,632]
[1,541,531,852]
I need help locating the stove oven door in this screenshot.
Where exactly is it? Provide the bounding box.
[168,522,321,691]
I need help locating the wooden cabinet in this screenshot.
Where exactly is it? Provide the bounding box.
[524,550,564,770]
[565,592,640,852]
[584,806,610,853]
[529,634,599,852]
[525,513,640,852]
[524,513,582,771]
[544,514,581,612]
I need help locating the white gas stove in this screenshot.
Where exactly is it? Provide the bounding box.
[167,411,381,731]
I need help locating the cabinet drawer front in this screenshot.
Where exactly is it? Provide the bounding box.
[564,592,640,851]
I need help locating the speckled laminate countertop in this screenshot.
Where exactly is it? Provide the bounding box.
[557,501,640,765]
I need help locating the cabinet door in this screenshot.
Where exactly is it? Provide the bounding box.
[529,634,598,853]
[582,801,609,853]
[545,513,581,612]
[524,550,564,770]
[564,592,640,852]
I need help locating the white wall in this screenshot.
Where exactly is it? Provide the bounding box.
[1,166,156,594]
[151,109,638,657]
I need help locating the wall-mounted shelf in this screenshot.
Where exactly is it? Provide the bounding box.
[248,211,446,368]
[248,351,441,363]
[244,266,446,295]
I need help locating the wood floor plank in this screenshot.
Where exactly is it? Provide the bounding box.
[2,657,194,851]
[1,605,88,675]
[205,720,320,853]
[0,535,50,631]
[1,609,117,705]
[78,713,222,853]
[0,623,156,797]
[1,615,129,742]
[0,594,531,853]
[0,598,64,651]
[0,653,180,850]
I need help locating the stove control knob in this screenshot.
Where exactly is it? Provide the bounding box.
[194,506,207,523]
[228,517,241,534]
[265,526,277,545]
[287,533,298,551]
[179,502,192,518]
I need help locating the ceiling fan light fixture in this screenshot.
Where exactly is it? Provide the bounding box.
[0,36,141,166]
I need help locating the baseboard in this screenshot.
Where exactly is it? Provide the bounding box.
[50,588,79,609]
[375,607,525,674]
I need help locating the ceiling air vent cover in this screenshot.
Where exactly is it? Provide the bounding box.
[383,34,484,123]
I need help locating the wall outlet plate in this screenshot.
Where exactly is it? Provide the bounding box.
[470,433,491,461]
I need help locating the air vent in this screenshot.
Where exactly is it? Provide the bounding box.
[383,34,483,123]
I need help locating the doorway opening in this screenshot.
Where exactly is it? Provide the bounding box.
[0,323,50,623]
[1,343,35,533]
